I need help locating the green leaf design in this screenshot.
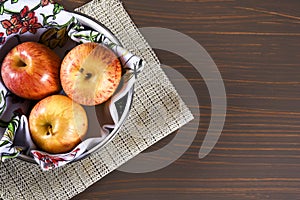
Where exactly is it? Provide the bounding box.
[1,151,20,161]
[5,116,19,140]
[73,24,84,31]
[0,140,10,147]
[53,3,63,15]
[6,129,14,141]
[0,4,4,15]
[73,33,91,40]
[0,115,21,161]
[89,31,98,42]
[11,0,18,4]
[7,122,15,134]
[0,90,7,116]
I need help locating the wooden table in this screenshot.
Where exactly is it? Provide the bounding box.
[59,0,300,199]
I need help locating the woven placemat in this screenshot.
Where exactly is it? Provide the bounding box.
[0,0,193,199]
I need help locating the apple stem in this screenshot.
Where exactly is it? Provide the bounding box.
[85,73,92,80]
[16,59,26,68]
[47,125,53,136]
[79,68,92,80]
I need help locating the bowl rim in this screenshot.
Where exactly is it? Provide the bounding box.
[17,11,134,164]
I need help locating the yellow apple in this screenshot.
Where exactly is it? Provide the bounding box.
[29,95,88,154]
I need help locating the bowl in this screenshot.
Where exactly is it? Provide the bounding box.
[11,12,134,164]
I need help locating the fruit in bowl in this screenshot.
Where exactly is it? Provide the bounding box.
[1,41,123,156]
[0,11,137,168]
[29,95,88,154]
[60,42,122,106]
[1,42,61,100]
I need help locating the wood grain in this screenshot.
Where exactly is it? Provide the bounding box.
[58,0,300,199]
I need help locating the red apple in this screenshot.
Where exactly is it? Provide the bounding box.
[1,42,61,100]
[29,95,88,154]
[60,42,122,106]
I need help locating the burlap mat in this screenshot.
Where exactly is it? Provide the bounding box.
[0,0,193,199]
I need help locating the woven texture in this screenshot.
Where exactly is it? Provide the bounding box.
[0,0,193,199]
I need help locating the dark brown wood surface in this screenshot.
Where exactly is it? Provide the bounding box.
[58,0,300,199]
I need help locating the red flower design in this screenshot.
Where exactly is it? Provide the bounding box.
[1,15,22,35]
[41,0,55,7]
[32,148,80,170]
[0,32,5,45]
[20,16,42,34]
[19,6,34,22]
[17,6,42,34]
[32,151,66,169]
[1,6,43,35]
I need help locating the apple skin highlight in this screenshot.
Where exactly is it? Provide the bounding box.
[60,42,122,106]
[1,42,61,100]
